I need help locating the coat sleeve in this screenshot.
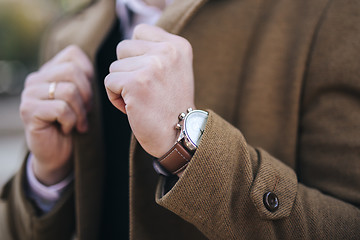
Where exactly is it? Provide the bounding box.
[156,1,360,239]
[0,159,75,240]
[156,110,360,239]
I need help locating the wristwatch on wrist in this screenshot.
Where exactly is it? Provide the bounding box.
[155,108,208,176]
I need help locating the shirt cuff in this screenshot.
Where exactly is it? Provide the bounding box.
[26,154,74,213]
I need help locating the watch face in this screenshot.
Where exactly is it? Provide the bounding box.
[184,110,208,148]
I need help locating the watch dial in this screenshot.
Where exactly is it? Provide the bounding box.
[185,110,208,147]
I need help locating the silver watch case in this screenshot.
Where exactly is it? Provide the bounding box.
[177,109,209,151]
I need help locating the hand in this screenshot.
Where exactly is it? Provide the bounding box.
[105,24,195,158]
[20,45,93,185]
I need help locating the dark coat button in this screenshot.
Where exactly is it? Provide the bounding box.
[263,192,279,212]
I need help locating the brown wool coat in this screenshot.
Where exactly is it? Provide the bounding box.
[1,0,360,239]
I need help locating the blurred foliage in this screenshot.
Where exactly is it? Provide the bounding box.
[59,0,92,13]
[0,0,92,94]
[0,1,55,68]
[0,0,91,68]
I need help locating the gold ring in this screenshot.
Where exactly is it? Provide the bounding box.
[48,82,57,99]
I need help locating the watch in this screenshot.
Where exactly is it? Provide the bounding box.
[156,108,208,175]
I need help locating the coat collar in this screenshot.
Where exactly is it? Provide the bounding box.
[157,0,209,34]
[41,0,208,62]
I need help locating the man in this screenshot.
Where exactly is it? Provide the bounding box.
[1,0,360,239]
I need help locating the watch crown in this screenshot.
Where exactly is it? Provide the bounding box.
[187,108,193,113]
[175,123,182,130]
[178,112,186,121]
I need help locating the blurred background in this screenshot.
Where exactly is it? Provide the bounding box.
[0,0,91,188]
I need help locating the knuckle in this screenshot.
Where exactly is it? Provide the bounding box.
[64,45,82,57]
[19,100,34,123]
[20,84,38,103]
[159,42,176,56]
[66,62,76,74]
[133,24,147,36]
[104,74,112,88]
[64,63,79,81]
[135,69,152,87]
[63,83,78,101]
[109,61,118,73]
[57,101,70,116]
[118,39,131,47]
[20,86,29,100]
[117,40,131,53]
[178,38,193,57]
[27,123,38,134]
[19,101,29,119]
[25,85,38,98]
[148,55,163,71]
[24,72,38,87]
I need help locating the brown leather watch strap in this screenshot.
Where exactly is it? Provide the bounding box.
[157,141,192,175]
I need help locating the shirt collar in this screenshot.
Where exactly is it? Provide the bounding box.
[116,0,174,38]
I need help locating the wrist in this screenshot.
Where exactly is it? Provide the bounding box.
[155,108,208,176]
[153,127,181,158]
[31,155,73,186]
[152,105,196,158]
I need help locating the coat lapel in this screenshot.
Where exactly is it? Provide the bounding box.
[156,0,209,34]
[70,1,116,239]
[41,1,117,239]
[41,0,116,63]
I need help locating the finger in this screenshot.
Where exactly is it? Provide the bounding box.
[32,99,78,135]
[25,82,88,132]
[132,24,174,42]
[109,55,152,73]
[47,82,88,133]
[104,72,130,113]
[35,63,92,111]
[105,88,126,114]
[42,45,94,79]
[116,39,156,60]
[104,72,128,96]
